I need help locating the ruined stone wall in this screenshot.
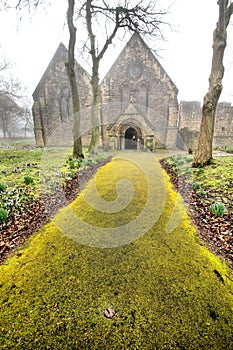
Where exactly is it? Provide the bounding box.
[178,101,202,149]
[179,101,233,149]
[179,101,202,131]
[214,102,233,146]
[32,43,92,147]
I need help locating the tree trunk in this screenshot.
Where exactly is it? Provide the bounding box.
[66,0,83,159]
[193,0,233,167]
[86,0,100,154]
[2,113,7,139]
[88,59,100,153]
[3,127,6,139]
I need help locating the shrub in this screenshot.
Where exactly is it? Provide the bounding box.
[0,183,7,192]
[193,182,201,190]
[0,208,9,224]
[77,158,83,168]
[69,159,75,169]
[210,203,227,217]
[197,190,207,196]
[24,176,34,185]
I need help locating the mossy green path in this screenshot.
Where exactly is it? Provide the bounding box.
[0,152,233,349]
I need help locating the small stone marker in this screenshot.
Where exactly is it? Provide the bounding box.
[104,308,115,318]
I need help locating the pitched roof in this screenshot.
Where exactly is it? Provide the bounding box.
[32,43,90,99]
[101,31,178,93]
[32,43,68,98]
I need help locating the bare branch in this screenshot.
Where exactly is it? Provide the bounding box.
[2,0,48,14]
[0,59,11,73]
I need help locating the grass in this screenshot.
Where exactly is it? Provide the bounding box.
[0,152,232,349]
[192,156,233,190]
[164,153,233,211]
[164,153,233,190]
[0,137,36,148]
[0,148,42,191]
[0,145,110,222]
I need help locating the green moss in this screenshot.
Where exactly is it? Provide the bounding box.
[0,152,233,349]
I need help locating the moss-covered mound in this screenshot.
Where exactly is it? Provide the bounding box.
[0,152,232,349]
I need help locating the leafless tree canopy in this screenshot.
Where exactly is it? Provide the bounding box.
[0,53,31,138]
[78,0,169,60]
[1,0,46,11]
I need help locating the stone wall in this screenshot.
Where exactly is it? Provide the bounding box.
[32,43,92,147]
[179,101,233,149]
[100,32,179,149]
[214,102,233,146]
[32,37,233,151]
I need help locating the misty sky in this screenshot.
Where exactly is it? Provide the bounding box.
[0,0,232,104]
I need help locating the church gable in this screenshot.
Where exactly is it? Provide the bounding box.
[32,34,233,150]
[100,32,179,148]
[32,43,91,146]
[100,32,178,108]
[33,43,68,100]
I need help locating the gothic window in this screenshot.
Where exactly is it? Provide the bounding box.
[121,83,131,109]
[60,95,68,122]
[138,82,148,113]
[68,95,73,119]
[59,86,72,122]
[128,60,143,80]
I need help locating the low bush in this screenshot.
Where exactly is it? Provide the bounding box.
[193,182,201,190]
[210,202,227,217]
[197,190,207,196]
[24,176,34,185]
[0,183,7,192]
[69,159,75,169]
[77,158,83,168]
[0,207,8,224]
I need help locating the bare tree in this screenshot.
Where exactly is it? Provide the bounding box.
[0,53,26,138]
[193,0,233,167]
[3,0,169,153]
[2,0,84,156]
[21,107,33,137]
[79,0,169,153]
[0,95,24,138]
[1,0,45,11]
[66,0,83,158]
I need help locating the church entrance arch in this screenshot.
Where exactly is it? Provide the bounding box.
[125,127,138,150]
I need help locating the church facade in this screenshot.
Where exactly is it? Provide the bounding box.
[32,33,233,150]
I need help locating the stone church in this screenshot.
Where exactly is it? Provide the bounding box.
[32,32,233,150]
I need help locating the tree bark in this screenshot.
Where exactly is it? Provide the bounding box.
[66,0,84,159]
[193,0,233,167]
[88,58,100,153]
[86,0,100,153]
[2,111,7,139]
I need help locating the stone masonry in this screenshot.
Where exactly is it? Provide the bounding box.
[32,43,92,146]
[32,34,233,150]
[179,101,233,149]
[100,32,179,150]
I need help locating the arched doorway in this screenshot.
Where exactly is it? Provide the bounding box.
[125,127,138,150]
